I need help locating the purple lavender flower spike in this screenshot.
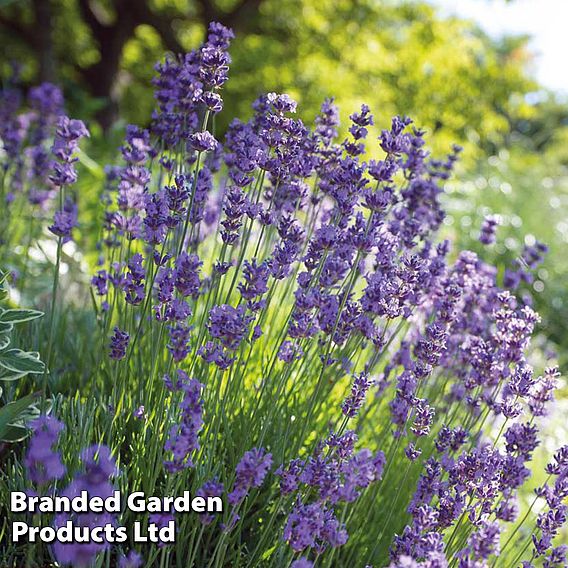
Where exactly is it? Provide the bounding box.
[479,215,499,245]
[283,501,348,553]
[167,323,192,362]
[119,550,143,568]
[238,259,270,307]
[24,416,66,486]
[342,372,375,418]
[109,327,130,360]
[123,253,145,305]
[208,304,253,351]
[291,559,314,568]
[164,372,204,472]
[228,448,272,505]
[48,197,78,242]
[189,131,219,153]
[53,445,117,567]
[196,478,224,525]
[174,252,202,298]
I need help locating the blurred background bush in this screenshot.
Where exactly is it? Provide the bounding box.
[1,0,566,364]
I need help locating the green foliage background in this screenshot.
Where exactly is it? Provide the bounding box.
[0,1,538,151]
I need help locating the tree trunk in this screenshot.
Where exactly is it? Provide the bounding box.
[33,0,56,83]
[77,0,139,129]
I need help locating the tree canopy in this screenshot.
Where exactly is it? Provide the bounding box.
[1,0,538,157]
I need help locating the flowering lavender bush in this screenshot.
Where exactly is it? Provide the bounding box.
[0,22,566,568]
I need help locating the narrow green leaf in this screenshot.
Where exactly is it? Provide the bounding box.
[0,322,13,334]
[0,334,10,350]
[0,392,39,439]
[14,403,42,422]
[0,368,27,382]
[0,401,43,442]
[31,399,52,416]
[0,349,45,374]
[77,149,105,178]
[0,308,44,324]
[261,545,277,561]
[1,424,29,443]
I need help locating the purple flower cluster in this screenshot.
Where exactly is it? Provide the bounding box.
[479,214,499,245]
[109,326,129,360]
[123,253,145,306]
[283,500,348,553]
[112,126,153,239]
[49,117,89,184]
[1,80,65,207]
[151,22,233,149]
[119,550,143,568]
[277,432,385,555]
[504,240,548,290]
[197,478,225,525]
[531,446,568,560]
[291,559,314,568]
[391,418,548,566]
[342,371,375,418]
[49,197,79,243]
[164,370,205,472]
[238,259,270,308]
[228,448,272,505]
[199,304,254,369]
[52,445,118,567]
[47,116,89,241]
[24,416,66,486]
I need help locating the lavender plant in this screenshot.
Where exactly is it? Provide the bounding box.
[0,22,566,568]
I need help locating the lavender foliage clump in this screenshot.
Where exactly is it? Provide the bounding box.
[4,18,565,568]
